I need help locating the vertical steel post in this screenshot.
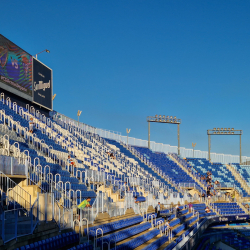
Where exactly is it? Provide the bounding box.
[177,124,180,155]
[240,133,242,164]
[37,192,39,222]
[208,134,211,162]
[44,193,47,222]
[52,193,54,221]
[15,209,18,239]
[30,206,33,232]
[2,211,4,242]
[148,122,150,149]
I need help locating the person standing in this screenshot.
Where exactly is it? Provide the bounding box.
[155,202,161,218]
[175,204,180,217]
[217,190,221,200]
[29,118,34,133]
[188,203,193,213]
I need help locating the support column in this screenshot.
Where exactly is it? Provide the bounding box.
[177,124,180,155]
[148,122,150,149]
[208,134,211,162]
[240,133,242,164]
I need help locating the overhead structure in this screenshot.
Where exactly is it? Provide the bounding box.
[207,128,242,164]
[147,115,181,155]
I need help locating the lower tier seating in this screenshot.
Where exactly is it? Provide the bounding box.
[15,232,79,250]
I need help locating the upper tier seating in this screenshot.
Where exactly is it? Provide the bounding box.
[0,98,182,219]
[232,164,250,186]
[186,158,249,197]
[104,139,179,193]
[132,147,205,193]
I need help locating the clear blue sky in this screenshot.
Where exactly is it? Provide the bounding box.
[2,1,250,156]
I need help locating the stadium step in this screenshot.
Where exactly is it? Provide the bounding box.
[157,238,175,250]
[134,234,162,250]
[114,227,154,246]
[87,208,137,227]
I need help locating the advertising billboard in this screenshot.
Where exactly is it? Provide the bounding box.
[0,34,32,100]
[33,58,52,110]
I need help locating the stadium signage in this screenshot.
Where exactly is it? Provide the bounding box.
[236,215,247,220]
[33,58,52,110]
[34,80,50,91]
[219,217,228,222]
[216,215,249,223]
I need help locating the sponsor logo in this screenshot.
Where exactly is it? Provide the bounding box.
[34,80,50,91]
[236,216,247,220]
[219,217,228,222]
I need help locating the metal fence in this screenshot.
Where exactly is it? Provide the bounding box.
[52,111,250,164]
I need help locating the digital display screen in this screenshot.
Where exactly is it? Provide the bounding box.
[33,58,52,110]
[0,34,32,97]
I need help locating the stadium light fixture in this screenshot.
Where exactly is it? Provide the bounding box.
[147,115,181,155]
[192,142,196,158]
[207,128,242,164]
[77,110,82,124]
[126,128,131,146]
[34,49,50,59]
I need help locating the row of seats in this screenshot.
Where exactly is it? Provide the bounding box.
[186,158,249,197]
[67,242,93,250]
[86,215,143,236]
[97,222,151,246]
[134,146,203,192]
[111,228,160,250]
[15,232,79,250]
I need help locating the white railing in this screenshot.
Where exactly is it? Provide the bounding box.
[54,111,250,164]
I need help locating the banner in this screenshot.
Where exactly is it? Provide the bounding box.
[0,34,32,98]
[33,58,52,110]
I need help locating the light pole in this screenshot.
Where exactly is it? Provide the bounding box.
[147,115,181,155]
[207,128,243,164]
[77,110,82,125]
[34,49,50,59]
[192,143,196,158]
[126,128,131,146]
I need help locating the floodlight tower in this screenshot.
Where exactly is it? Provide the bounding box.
[147,115,181,155]
[77,110,82,124]
[207,128,242,164]
[126,128,131,146]
[192,143,196,158]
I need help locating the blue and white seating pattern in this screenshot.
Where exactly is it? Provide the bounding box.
[187,158,249,197]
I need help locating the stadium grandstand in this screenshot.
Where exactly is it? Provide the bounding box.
[1,34,250,250]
